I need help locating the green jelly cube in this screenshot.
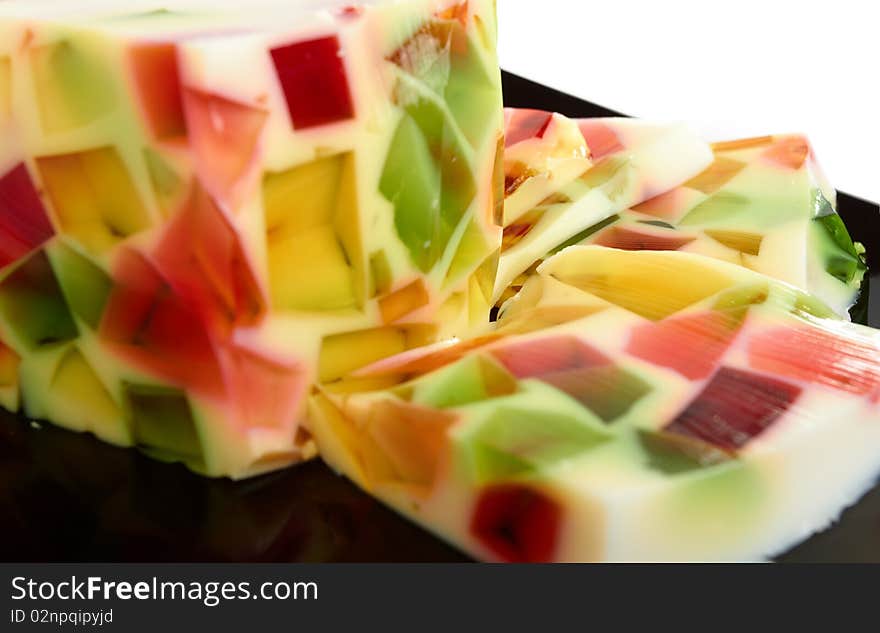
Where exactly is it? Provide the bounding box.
[380,95,475,272]
[390,17,499,148]
[580,156,631,203]
[712,282,769,322]
[679,192,750,226]
[48,241,113,330]
[124,383,202,464]
[457,405,609,483]
[0,249,78,350]
[792,291,836,320]
[637,429,732,475]
[443,27,500,148]
[412,354,517,409]
[444,217,493,287]
[30,39,117,132]
[811,193,867,285]
[540,365,652,423]
[380,111,442,272]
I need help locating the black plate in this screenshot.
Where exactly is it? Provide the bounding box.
[1,72,878,563]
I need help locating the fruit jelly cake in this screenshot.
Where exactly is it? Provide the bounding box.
[309,246,880,562]
[0,0,502,478]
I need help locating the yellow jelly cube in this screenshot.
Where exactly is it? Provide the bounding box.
[36,147,151,253]
[367,399,457,490]
[269,224,356,311]
[369,250,393,297]
[704,229,764,256]
[0,342,20,411]
[264,154,343,231]
[0,341,19,386]
[49,346,128,445]
[379,279,430,324]
[445,218,494,287]
[318,324,437,383]
[332,153,364,303]
[0,56,11,124]
[319,326,409,383]
[264,152,364,310]
[542,247,737,321]
[684,157,746,194]
[308,393,383,490]
[30,40,116,133]
[710,136,774,153]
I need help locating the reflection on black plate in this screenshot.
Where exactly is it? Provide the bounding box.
[1,72,877,563]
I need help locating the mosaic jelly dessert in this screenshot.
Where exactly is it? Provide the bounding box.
[497,110,714,300]
[0,0,503,478]
[500,111,866,317]
[309,246,880,561]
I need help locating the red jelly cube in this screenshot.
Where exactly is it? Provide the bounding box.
[182,88,268,204]
[470,484,562,563]
[627,311,741,380]
[490,336,611,378]
[0,163,55,268]
[504,108,553,147]
[100,248,225,397]
[539,365,651,422]
[664,367,801,452]
[631,189,688,220]
[270,36,355,130]
[490,336,649,421]
[335,6,364,20]
[762,136,810,170]
[594,225,696,251]
[129,43,186,140]
[153,183,266,335]
[748,326,880,397]
[577,120,625,162]
[221,344,305,430]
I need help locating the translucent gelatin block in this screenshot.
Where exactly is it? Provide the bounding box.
[309,246,880,561]
[0,0,502,478]
[497,111,713,301]
[564,134,867,317]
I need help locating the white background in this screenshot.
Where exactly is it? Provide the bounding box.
[497,0,878,203]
